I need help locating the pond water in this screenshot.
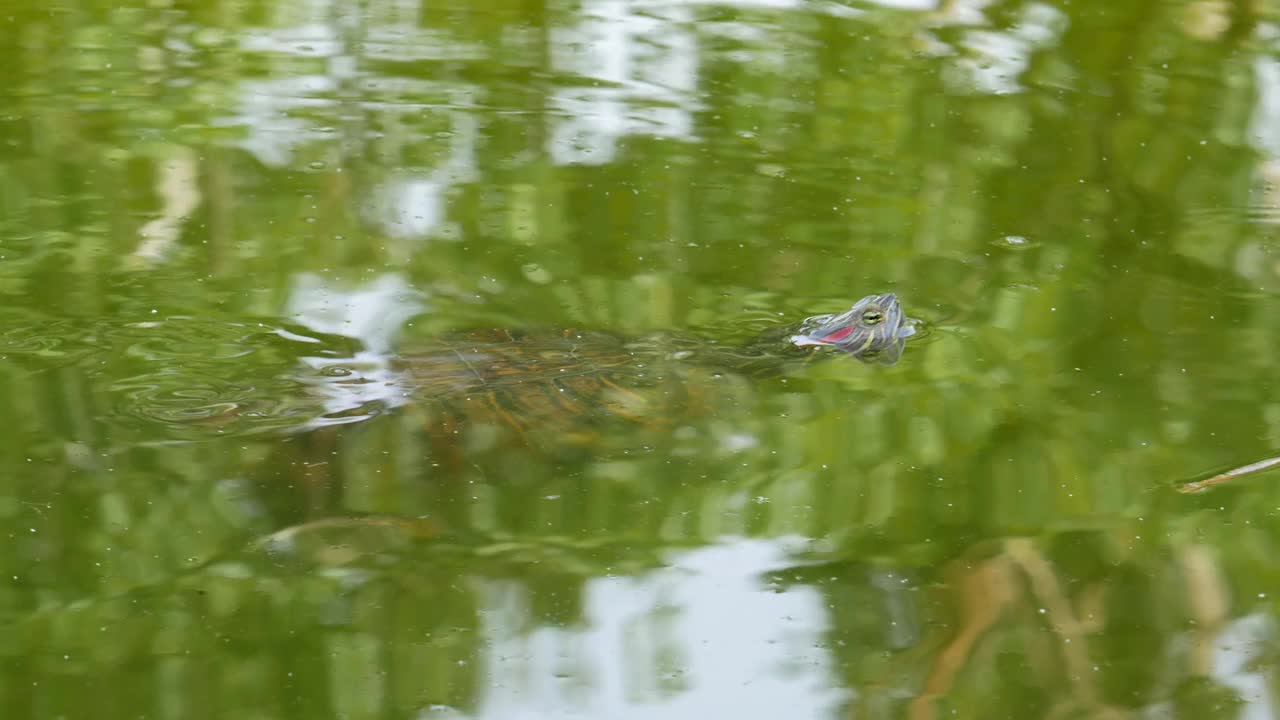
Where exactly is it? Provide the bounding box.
[3,1,1280,718]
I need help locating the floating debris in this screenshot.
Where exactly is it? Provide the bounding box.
[1176,454,1280,493]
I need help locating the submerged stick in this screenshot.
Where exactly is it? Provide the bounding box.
[1176,454,1280,493]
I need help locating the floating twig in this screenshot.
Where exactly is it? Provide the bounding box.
[1176,454,1280,493]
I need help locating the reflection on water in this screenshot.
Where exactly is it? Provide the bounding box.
[3,0,1280,718]
[476,539,847,720]
[286,272,428,427]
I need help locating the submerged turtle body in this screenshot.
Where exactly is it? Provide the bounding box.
[388,293,915,448]
[398,328,680,442]
[257,294,914,522]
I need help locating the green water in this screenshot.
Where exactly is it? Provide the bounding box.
[3,0,1280,718]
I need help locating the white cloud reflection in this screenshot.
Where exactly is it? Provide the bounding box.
[471,538,850,720]
[547,0,699,165]
[284,272,426,424]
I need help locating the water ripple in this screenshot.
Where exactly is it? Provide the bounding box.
[2,312,369,439]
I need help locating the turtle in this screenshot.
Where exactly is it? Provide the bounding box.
[260,292,916,524]
[381,292,917,449]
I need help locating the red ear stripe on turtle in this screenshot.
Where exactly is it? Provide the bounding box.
[813,325,856,344]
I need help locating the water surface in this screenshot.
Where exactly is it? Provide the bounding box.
[3,1,1280,718]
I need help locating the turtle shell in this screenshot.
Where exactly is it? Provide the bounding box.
[395,328,712,447]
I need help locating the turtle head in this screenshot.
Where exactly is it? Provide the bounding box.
[791,293,913,364]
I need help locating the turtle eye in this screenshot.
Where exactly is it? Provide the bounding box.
[862,310,884,325]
